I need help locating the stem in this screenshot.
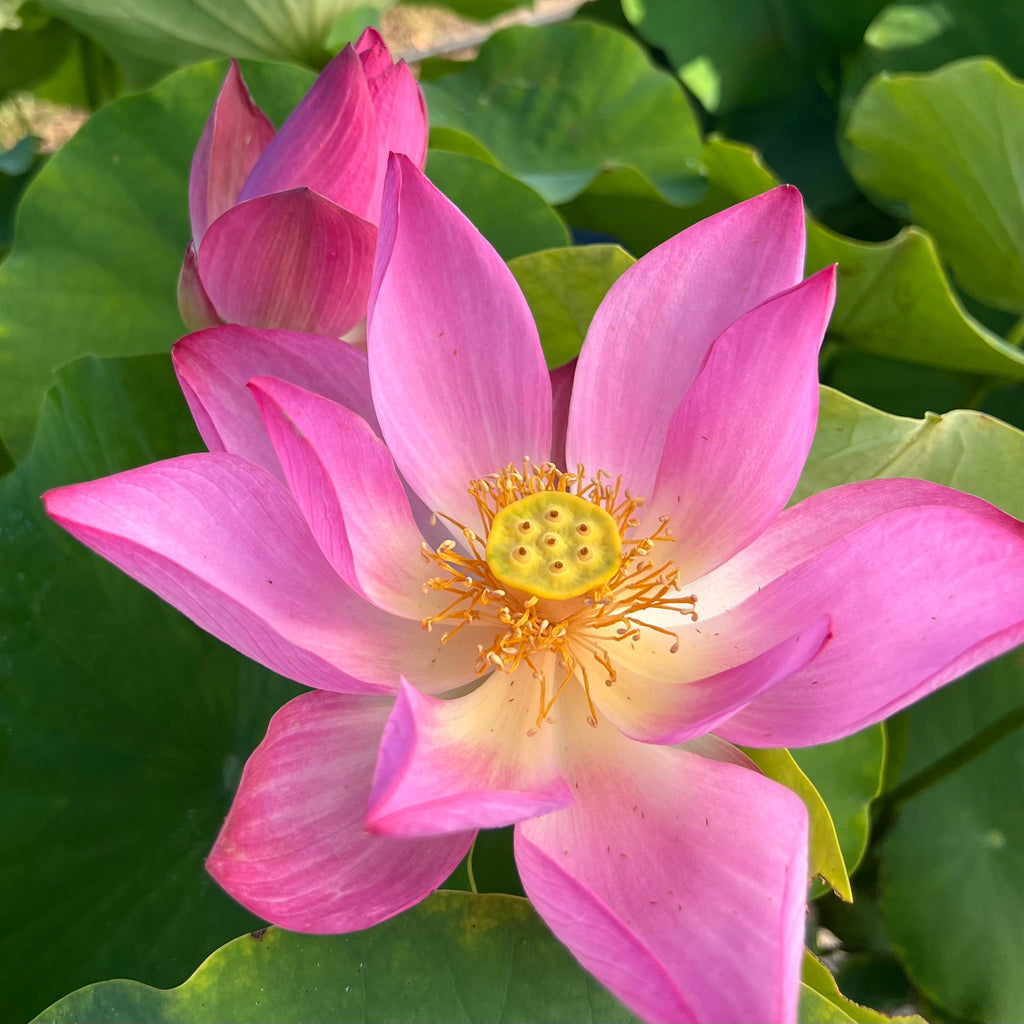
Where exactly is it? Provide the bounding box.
[962,378,995,410]
[466,839,479,895]
[883,705,1024,811]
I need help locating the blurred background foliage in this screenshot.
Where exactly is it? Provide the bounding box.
[0,1,1021,1022]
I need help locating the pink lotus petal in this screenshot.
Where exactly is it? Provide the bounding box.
[594,616,831,744]
[43,454,480,696]
[237,45,382,224]
[208,690,472,932]
[197,188,376,338]
[685,733,760,769]
[189,59,274,241]
[177,242,223,331]
[367,675,574,838]
[567,186,806,497]
[649,266,836,580]
[355,26,393,77]
[516,702,807,1024]
[172,324,378,481]
[365,61,428,169]
[368,155,551,525]
[682,482,1024,747]
[249,376,436,619]
[550,358,576,472]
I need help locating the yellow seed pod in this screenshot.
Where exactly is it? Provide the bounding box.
[485,491,622,599]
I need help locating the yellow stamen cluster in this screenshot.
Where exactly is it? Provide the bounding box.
[421,460,697,727]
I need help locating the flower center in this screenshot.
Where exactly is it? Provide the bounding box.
[485,491,622,600]
[420,460,697,727]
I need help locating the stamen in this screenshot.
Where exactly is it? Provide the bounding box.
[420,461,698,729]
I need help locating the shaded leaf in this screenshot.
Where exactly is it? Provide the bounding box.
[621,0,816,115]
[844,0,1023,111]
[0,354,300,1024]
[879,654,1023,1022]
[0,3,75,101]
[0,137,40,256]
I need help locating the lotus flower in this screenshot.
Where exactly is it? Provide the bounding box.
[178,27,427,339]
[47,157,1023,1024]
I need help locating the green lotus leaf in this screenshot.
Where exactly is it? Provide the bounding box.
[31,891,637,1024]
[422,20,704,205]
[879,653,1023,1022]
[426,149,569,260]
[845,58,1024,313]
[795,385,1024,518]
[37,0,385,85]
[0,354,300,1024]
[744,748,853,903]
[508,244,635,366]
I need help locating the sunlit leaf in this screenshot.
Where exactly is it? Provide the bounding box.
[800,951,925,1023]
[845,58,1024,313]
[744,748,852,902]
[795,385,1024,518]
[792,729,886,892]
[422,20,704,205]
[508,244,634,366]
[426,149,569,260]
[31,891,637,1023]
[37,0,385,85]
[561,136,1022,381]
